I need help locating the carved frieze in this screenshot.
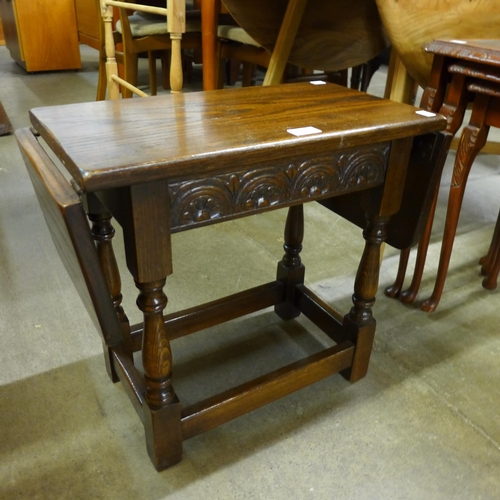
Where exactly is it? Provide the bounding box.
[169,143,390,230]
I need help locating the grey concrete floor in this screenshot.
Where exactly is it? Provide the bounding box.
[1,45,500,499]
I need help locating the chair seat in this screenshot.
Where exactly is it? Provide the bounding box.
[116,12,201,38]
[217,25,261,48]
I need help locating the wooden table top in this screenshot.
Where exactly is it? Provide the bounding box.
[30,83,445,191]
[425,39,500,66]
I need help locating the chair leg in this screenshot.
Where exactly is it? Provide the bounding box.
[228,59,241,85]
[148,51,158,96]
[161,51,171,90]
[97,49,108,101]
[122,52,139,99]
[350,65,362,90]
[241,62,255,87]
[421,97,490,312]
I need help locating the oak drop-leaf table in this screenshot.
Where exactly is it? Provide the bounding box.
[17,82,446,470]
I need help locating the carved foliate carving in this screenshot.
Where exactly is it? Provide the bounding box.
[169,143,390,230]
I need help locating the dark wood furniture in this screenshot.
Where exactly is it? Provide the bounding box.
[385,39,500,311]
[18,82,445,470]
[0,0,81,72]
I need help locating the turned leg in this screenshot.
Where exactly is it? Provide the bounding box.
[136,278,182,471]
[421,96,490,312]
[343,214,390,382]
[275,205,305,320]
[115,181,182,470]
[87,194,133,380]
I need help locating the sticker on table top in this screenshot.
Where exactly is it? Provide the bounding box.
[450,40,467,44]
[287,126,323,137]
[310,80,327,85]
[416,110,436,118]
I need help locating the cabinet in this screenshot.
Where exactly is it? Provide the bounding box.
[74,0,100,51]
[0,0,81,72]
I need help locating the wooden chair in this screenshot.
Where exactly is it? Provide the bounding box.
[217,23,271,87]
[95,0,165,100]
[100,0,201,99]
[100,0,193,98]
[116,3,202,97]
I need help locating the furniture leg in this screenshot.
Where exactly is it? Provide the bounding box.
[241,62,255,87]
[148,52,158,96]
[384,51,416,104]
[350,65,362,91]
[481,207,500,290]
[419,55,449,113]
[275,205,305,320]
[162,51,171,90]
[116,181,182,469]
[384,247,410,298]
[482,239,500,290]
[136,277,183,470]
[201,0,220,90]
[86,193,133,364]
[399,184,439,303]
[97,54,108,100]
[480,207,500,273]
[421,95,490,312]
[389,74,469,304]
[343,213,390,382]
[122,52,139,98]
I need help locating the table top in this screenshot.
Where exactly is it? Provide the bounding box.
[30,83,445,192]
[425,39,500,66]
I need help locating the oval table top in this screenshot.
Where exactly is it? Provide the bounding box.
[375,0,500,88]
[222,0,390,72]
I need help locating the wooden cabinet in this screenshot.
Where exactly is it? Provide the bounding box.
[74,0,100,50]
[0,0,81,72]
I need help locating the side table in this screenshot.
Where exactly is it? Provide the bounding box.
[18,82,445,470]
[385,39,500,311]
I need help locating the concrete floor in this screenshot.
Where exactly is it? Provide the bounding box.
[1,45,500,499]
